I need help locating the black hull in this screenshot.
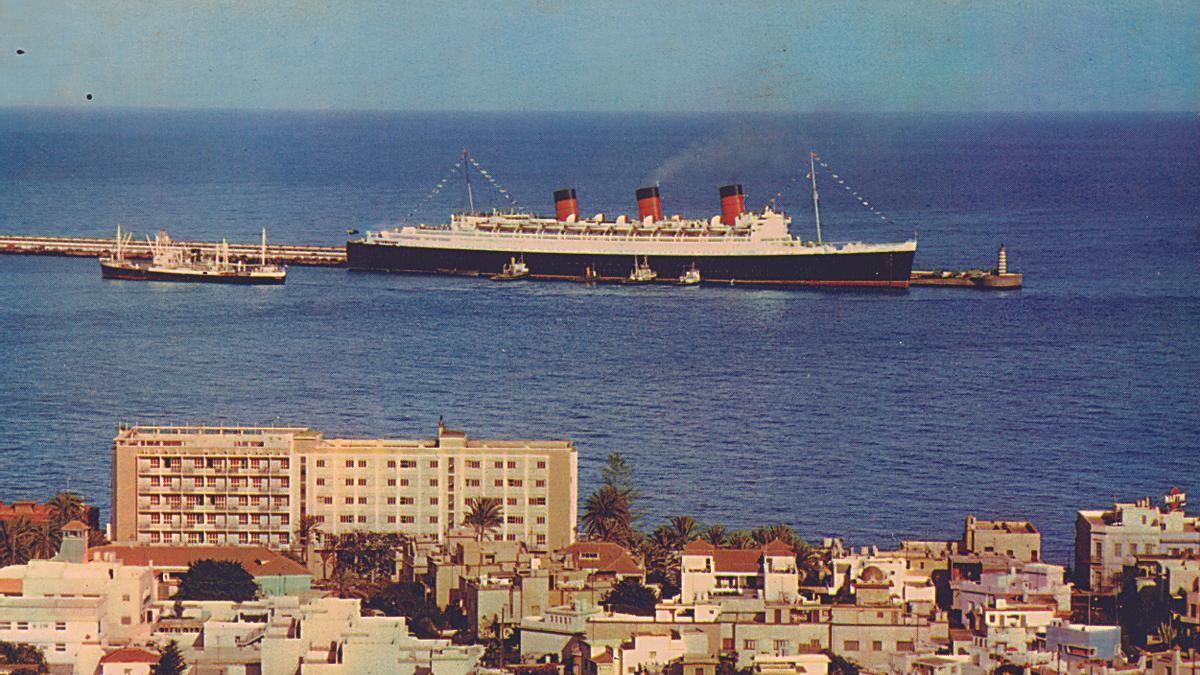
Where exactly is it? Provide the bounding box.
[346,242,914,287]
[100,261,285,285]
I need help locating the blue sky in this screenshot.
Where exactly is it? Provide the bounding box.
[2,0,1196,112]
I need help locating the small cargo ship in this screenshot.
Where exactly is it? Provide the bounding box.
[100,226,286,285]
[347,151,917,287]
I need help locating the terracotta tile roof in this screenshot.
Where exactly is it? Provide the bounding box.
[60,520,89,532]
[761,539,795,555]
[591,650,613,664]
[560,542,644,575]
[90,545,309,577]
[682,540,717,554]
[99,647,160,664]
[712,549,762,574]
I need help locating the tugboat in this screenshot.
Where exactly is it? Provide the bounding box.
[625,256,657,284]
[490,256,530,281]
[676,263,701,286]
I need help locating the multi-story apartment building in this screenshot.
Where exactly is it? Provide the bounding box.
[1074,493,1200,592]
[112,420,577,553]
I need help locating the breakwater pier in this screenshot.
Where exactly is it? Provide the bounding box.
[0,234,346,267]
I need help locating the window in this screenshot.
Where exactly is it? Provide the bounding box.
[508,479,523,487]
[55,622,66,631]
[388,497,397,505]
[401,516,415,524]
[400,460,416,469]
[896,641,914,652]
[1096,542,1103,557]
[358,460,367,468]
[429,515,438,523]
[345,478,354,486]
[1114,543,1122,556]
[358,478,367,486]
[494,461,503,469]
[428,460,438,468]
[535,480,546,488]
[507,497,517,506]
[529,497,546,506]
[121,616,132,625]
[358,497,367,505]
[357,515,367,523]
[871,641,882,652]
[843,641,859,652]
[507,461,517,469]
[387,479,396,487]
[388,516,397,523]
[429,497,439,505]
[345,497,354,505]
[316,459,325,468]
[773,640,789,653]
[322,496,332,505]
[743,639,757,650]
[316,478,325,486]
[54,644,66,652]
[429,478,437,486]
[536,534,546,546]
[508,516,524,524]
[494,479,504,487]
[537,460,546,469]
[400,497,414,505]
[340,515,354,523]
[149,457,161,468]
[388,460,396,468]
[16,621,28,630]
[536,516,546,525]
[399,479,409,487]
[722,638,734,651]
[467,460,481,469]
[345,460,354,468]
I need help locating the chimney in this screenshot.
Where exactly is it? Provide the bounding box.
[554,188,579,222]
[719,184,745,225]
[636,186,663,222]
[54,520,90,564]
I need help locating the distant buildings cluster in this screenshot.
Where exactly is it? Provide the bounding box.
[0,422,1197,674]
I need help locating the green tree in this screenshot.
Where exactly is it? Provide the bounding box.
[462,497,504,541]
[601,577,658,616]
[26,523,61,561]
[176,560,259,602]
[725,530,755,549]
[601,453,641,518]
[364,582,445,638]
[581,485,635,546]
[152,640,186,675]
[294,514,322,564]
[0,518,35,566]
[327,531,404,582]
[822,651,860,675]
[752,523,801,549]
[45,492,86,526]
[700,524,728,546]
[0,640,48,673]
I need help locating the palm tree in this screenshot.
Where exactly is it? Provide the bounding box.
[725,530,756,549]
[294,515,322,564]
[0,517,35,566]
[581,485,634,545]
[45,492,86,526]
[462,497,504,541]
[670,516,700,546]
[26,522,62,560]
[794,541,829,585]
[700,524,728,547]
[752,523,801,549]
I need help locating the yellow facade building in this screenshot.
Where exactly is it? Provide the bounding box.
[111,421,577,553]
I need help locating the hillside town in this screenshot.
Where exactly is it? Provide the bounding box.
[0,423,1197,674]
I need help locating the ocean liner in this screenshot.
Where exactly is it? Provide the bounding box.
[347,153,916,287]
[100,226,286,284]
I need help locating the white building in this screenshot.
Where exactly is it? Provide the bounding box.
[0,524,157,674]
[1075,493,1200,592]
[679,540,797,604]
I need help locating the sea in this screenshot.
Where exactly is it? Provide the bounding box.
[1,108,1197,563]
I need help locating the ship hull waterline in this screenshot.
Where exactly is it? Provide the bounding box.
[346,241,915,288]
[100,261,286,285]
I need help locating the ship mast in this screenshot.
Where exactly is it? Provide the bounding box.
[261,228,267,266]
[462,149,475,214]
[809,151,822,244]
